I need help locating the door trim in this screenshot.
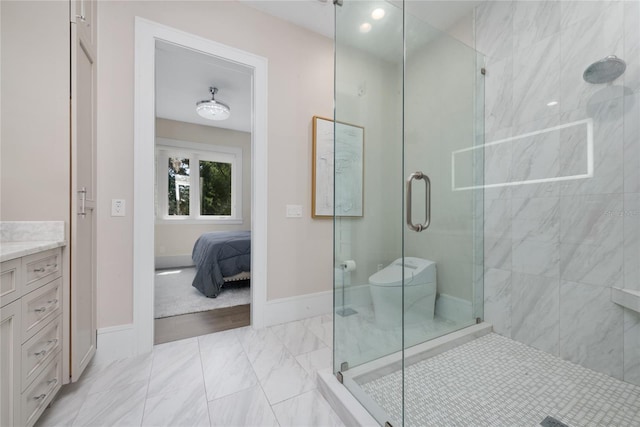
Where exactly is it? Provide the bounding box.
[133,17,268,355]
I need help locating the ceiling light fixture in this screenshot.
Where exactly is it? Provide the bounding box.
[359,22,372,33]
[196,87,231,121]
[371,8,385,20]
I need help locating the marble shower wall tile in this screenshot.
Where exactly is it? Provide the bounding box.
[484,198,512,239]
[623,308,640,386]
[484,57,514,135]
[512,239,559,278]
[560,194,623,245]
[560,240,623,287]
[511,197,559,242]
[559,1,625,113]
[624,93,640,194]
[513,34,561,126]
[475,1,514,61]
[484,237,511,270]
[513,1,560,50]
[623,0,640,94]
[559,281,624,379]
[559,97,624,196]
[484,268,512,336]
[623,193,640,291]
[511,273,559,355]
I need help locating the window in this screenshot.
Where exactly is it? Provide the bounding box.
[156,138,242,223]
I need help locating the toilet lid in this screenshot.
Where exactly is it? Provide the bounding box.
[370,265,417,286]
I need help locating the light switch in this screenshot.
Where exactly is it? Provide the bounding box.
[286,204,303,218]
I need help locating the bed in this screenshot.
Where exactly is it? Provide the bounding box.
[191,230,251,298]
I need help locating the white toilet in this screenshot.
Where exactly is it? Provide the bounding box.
[368,257,437,327]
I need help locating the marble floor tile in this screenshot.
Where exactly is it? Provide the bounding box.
[87,353,153,395]
[147,337,205,398]
[272,389,345,427]
[142,384,210,427]
[72,381,147,427]
[208,385,278,427]
[303,315,334,348]
[295,346,332,377]
[270,320,326,356]
[200,341,258,401]
[259,352,316,405]
[35,381,87,427]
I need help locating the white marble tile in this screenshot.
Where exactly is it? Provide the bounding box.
[511,273,559,355]
[483,268,512,337]
[560,194,624,245]
[147,337,204,398]
[512,238,559,278]
[560,240,623,287]
[624,94,640,194]
[303,314,333,349]
[208,385,278,427]
[295,346,332,377]
[475,1,514,61]
[272,390,345,427]
[623,308,640,386]
[237,327,289,378]
[484,237,512,270]
[624,0,640,94]
[484,198,512,239]
[511,197,560,242]
[484,57,514,135]
[513,34,561,126]
[200,341,258,401]
[624,193,640,291]
[513,0,560,50]
[560,97,624,196]
[72,381,147,427]
[35,381,87,427]
[142,384,210,427]
[559,1,624,113]
[87,352,153,395]
[259,352,316,405]
[270,320,326,356]
[559,281,624,379]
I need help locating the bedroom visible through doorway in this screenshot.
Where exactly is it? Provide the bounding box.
[153,41,253,344]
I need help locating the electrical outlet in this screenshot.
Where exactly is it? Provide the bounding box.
[286,204,303,218]
[111,199,125,217]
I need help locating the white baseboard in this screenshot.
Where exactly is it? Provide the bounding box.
[435,293,473,323]
[95,324,138,365]
[155,255,194,270]
[264,290,333,327]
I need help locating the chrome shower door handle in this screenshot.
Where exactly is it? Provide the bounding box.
[406,171,431,232]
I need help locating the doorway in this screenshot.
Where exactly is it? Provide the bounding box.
[133,18,268,354]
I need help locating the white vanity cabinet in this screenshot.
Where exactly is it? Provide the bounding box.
[0,247,64,427]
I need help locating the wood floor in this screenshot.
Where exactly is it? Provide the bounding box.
[154,304,250,345]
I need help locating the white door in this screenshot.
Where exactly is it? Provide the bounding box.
[70,12,97,381]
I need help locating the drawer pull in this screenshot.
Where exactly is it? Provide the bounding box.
[33,267,46,273]
[48,339,59,345]
[47,378,58,386]
[34,349,47,357]
[47,299,59,305]
[34,307,47,313]
[33,394,47,401]
[46,263,58,268]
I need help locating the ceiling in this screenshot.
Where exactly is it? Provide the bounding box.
[155,2,479,131]
[155,41,253,133]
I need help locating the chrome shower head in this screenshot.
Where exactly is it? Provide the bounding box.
[583,55,626,84]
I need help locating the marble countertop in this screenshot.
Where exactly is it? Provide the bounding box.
[0,221,67,262]
[1,240,67,262]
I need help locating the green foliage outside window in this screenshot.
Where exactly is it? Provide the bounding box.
[200,160,232,216]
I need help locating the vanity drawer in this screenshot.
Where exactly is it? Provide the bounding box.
[23,248,61,294]
[22,314,62,391]
[21,278,62,341]
[21,351,62,427]
[1,258,22,307]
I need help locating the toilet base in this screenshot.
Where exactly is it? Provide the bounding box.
[370,282,436,328]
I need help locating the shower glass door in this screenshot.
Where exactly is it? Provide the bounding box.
[333,1,484,425]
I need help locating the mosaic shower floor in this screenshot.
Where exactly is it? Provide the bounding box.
[360,333,640,427]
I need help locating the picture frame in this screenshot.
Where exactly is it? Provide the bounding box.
[312,116,364,218]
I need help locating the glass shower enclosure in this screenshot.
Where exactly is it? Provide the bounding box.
[333,1,485,424]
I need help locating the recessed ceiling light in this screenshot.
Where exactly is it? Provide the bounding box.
[547,100,558,106]
[371,8,385,20]
[359,22,372,33]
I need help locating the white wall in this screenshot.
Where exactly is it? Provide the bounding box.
[154,118,251,261]
[97,1,334,328]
